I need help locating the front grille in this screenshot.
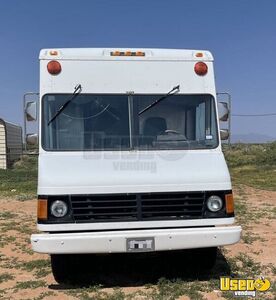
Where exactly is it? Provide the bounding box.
[141,193,204,220]
[71,194,138,222]
[70,192,205,222]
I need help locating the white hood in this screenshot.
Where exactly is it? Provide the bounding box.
[38,149,231,195]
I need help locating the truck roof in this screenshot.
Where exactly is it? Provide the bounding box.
[39,48,214,61]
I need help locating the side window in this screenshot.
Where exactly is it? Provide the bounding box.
[196,102,206,140]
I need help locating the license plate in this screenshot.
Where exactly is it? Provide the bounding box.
[126,237,155,252]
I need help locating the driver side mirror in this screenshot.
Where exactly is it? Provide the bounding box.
[218,102,229,122]
[220,129,229,140]
[26,133,38,145]
[25,101,37,121]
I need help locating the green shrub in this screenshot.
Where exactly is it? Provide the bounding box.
[224,143,276,168]
[0,154,38,198]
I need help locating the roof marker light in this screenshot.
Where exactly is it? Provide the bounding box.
[110,51,145,57]
[111,51,121,56]
[194,62,208,76]
[47,60,62,75]
[195,52,203,57]
[136,51,145,56]
[49,50,58,56]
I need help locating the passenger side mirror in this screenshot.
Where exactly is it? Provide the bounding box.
[25,101,37,121]
[218,102,229,122]
[26,133,38,145]
[220,129,229,140]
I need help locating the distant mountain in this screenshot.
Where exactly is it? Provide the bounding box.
[231,133,276,143]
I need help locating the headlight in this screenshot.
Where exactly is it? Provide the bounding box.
[207,195,223,212]
[50,200,68,218]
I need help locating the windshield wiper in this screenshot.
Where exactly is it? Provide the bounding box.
[48,84,82,125]
[139,85,180,115]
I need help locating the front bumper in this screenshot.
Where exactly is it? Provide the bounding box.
[31,226,241,254]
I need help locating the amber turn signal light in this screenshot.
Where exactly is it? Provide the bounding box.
[37,199,48,220]
[225,194,234,214]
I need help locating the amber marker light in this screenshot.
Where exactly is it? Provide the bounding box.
[111,51,121,56]
[110,51,146,57]
[136,51,145,56]
[195,52,203,57]
[37,199,48,220]
[49,50,58,56]
[225,194,234,214]
[47,60,62,75]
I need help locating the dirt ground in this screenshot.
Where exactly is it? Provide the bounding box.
[0,185,275,300]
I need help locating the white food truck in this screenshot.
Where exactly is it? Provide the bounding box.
[29,48,241,283]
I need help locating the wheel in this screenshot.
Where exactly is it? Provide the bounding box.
[193,247,218,270]
[173,247,217,272]
[51,254,83,284]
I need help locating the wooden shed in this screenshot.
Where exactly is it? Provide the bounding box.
[0,119,22,169]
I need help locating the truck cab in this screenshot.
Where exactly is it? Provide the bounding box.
[30,48,241,283]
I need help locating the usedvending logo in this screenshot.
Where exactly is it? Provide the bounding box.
[220,276,271,297]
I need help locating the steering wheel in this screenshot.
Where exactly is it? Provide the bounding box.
[162,129,181,135]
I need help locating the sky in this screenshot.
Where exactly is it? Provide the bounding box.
[0,0,275,139]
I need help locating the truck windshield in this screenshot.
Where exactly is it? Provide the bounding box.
[42,94,218,151]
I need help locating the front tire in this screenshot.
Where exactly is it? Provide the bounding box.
[51,254,82,284]
[193,247,217,270]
